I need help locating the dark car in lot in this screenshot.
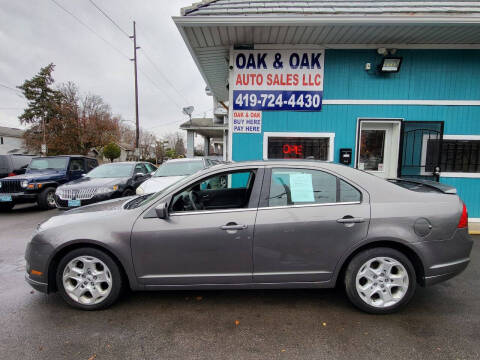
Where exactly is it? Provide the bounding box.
[25,161,472,313]
[55,161,156,209]
[0,155,97,210]
[0,154,35,178]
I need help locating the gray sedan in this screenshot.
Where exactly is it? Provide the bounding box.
[25,161,473,313]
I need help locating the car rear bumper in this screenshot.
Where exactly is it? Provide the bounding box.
[416,228,474,286]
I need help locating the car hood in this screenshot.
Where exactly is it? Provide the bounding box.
[37,197,135,233]
[59,177,127,189]
[139,175,185,193]
[4,170,66,182]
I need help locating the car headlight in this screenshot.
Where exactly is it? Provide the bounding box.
[20,180,29,188]
[136,186,144,195]
[96,185,118,194]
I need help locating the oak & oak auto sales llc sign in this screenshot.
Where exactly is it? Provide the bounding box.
[232,49,324,112]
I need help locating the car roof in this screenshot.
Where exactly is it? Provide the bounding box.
[32,155,97,160]
[165,158,205,163]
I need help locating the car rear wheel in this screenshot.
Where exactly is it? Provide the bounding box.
[56,247,123,310]
[38,187,57,210]
[344,247,416,314]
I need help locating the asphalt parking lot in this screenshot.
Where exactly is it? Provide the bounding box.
[0,205,478,360]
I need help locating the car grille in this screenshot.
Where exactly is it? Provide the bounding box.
[57,188,98,200]
[0,180,22,193]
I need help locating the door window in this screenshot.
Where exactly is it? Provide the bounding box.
[86,159,97,171]
[144,163,157,173]
[171,170,256,212]
[134,163,148,174]
[69,159,85,172]
[359,130,386,171]
[268,168,361,207]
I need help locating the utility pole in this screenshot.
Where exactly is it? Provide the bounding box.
[130,21,140,159]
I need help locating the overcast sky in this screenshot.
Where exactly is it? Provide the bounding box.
[0,0,211,138]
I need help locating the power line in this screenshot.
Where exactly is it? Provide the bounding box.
[0,83,22,94]
[87,0,130,38]
[140,48,190,104]
[49,0,130,60]
[138,69,183,109]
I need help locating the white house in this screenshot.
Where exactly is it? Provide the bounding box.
[0,126,27,155]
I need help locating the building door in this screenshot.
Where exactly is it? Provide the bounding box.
[357,120,401,178]
[398,121,444,181]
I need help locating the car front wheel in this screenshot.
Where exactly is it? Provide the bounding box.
[56,247,123,310]
[344,247,416,314]
[38,187,57,210]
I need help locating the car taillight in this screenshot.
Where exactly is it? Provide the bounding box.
[8,172,15,177]
[457,203,468,228]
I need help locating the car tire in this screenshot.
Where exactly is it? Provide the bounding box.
[56,247,123,310]
[344,247,416,314]
[38,187,57,210]
[0,202,14,211]
[122,188,135,197]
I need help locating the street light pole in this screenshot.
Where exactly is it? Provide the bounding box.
[130,21,140,160]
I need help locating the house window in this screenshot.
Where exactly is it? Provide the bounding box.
[0,137,3,145]
[263,132,335,161]
[439,139,480,173]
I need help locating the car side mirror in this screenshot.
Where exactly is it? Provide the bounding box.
[134,172,144,179]
[155,202,169,219]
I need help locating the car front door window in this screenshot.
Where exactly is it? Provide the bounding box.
[171,170,255,213]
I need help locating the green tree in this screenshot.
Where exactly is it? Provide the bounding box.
[103,142,121,162]
[17,63,63,154]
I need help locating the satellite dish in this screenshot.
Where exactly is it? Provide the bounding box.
[182,106,194,116]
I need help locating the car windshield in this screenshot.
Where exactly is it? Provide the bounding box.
[29,157,68,170]
[154,160,204,177]
[87,163,134,178]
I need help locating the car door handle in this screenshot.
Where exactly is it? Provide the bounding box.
[336,217,366,224]
[220,224,248,230]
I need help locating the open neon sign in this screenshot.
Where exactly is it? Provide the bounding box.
[282,144,303,156]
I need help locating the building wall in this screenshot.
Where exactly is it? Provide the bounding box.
[231,49,480,216]
[0,136,24,155]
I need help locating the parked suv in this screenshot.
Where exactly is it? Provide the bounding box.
[0,154,35,178]
[0,155,98,210]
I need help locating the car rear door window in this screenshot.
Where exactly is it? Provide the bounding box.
[268,168,361,207]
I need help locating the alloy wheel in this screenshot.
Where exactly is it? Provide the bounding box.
[46,190,56,207]
[62,256,113,305]
[355,256,409,308]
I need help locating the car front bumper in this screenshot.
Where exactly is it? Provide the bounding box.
[0,192,38,203]
[55,192,119,209]
[24,238,55,294]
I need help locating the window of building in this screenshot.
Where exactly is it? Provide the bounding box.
[268,168,361,207]
[263,133,335,161]
[439,139,480,173]
[0,137,3,145]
